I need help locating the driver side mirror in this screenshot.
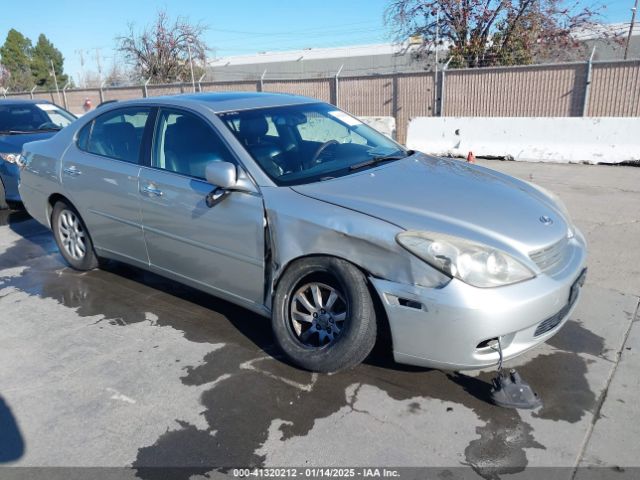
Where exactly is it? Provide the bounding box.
[204,161,237,208]
[205,161,237,189]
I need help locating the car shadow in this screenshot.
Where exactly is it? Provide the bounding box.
[0,395,25,463]
[0,207,31,229]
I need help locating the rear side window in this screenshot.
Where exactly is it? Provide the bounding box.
[78,108,151,164]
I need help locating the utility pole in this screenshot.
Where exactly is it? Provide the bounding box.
[50,59,61,104]
[187,42,196,92]
[434,8,440,115]
[75,49,85,87]
[434,8,440,71]
[625,0,639,60]
[95,48,103,83]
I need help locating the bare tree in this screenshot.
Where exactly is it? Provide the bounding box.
[117,10,209,83]
[385,0,604,68]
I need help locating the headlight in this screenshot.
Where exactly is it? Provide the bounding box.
[0,152,25,166]
[396,231,535,288]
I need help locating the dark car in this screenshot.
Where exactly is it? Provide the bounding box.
[0,99,76,208]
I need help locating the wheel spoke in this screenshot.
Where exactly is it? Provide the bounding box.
[333,312,346,322]
[292,309,313,324]
[294,293,315,313]
[325,290,338,311]
[311,284,324,308]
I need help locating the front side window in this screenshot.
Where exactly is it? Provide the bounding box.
[152,109,236,179]
[83,108,151,163]
[0,103,75,134]
[219,103,405,186]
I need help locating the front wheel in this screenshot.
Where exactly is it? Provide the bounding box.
[0,181,8,210]
[51,201,99,271]
[272,257,377,373]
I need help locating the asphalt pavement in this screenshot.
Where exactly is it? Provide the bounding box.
[0,160,638,479]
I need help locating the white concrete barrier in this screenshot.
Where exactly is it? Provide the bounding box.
[406,117,640,164]
[360,116,396,140]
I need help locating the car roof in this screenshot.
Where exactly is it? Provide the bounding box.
[103,91,320,113]
[0,98,55,106]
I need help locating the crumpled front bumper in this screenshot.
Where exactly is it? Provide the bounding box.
[370,231,587,370]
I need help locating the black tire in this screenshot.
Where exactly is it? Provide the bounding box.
[272,256,377,373]
[0,180,8,210]
[51,201,99,271]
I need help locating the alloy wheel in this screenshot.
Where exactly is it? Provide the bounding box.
[57,209,86,260]
[289,281,348,348]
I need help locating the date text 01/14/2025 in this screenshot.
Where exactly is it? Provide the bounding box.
[232,468,401,478]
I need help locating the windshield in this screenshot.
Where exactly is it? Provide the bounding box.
[219,103,408,186]
[0,103,76,134]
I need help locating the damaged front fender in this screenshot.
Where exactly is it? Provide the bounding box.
[261,187,449,310]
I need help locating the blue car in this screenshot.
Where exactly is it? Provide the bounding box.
[0,99,76,208]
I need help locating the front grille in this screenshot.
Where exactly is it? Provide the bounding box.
[533,268,586,337]
[529,237,569,273]
[534,303,571,337]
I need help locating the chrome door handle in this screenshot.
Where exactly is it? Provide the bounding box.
[141,184,164,197]
[63,166,82,176]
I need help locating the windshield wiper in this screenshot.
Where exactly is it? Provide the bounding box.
[349,150,414,171]
[0,130,34,135]
[0,128,60,135]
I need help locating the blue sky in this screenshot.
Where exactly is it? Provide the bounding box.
[0,0,635,84]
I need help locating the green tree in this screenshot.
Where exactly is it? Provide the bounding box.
[30,34,67,88]
[0,29,33,90]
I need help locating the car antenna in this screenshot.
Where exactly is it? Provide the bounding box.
[488,337,542,409]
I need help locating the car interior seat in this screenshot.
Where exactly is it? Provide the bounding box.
[238,115,284,177]
[102,122,138,163]
[164,115,224,179]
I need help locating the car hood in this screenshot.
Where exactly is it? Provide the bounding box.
[291,154,569,255]
[0,131,57,153]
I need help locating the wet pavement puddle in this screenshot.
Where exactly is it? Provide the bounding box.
[0,216,608,479]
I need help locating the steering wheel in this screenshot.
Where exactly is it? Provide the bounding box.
[37,121,58,130]
[306,140,339,168]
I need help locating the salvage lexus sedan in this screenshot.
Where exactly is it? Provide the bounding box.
[0,99,76,208]
[18,93,587,372]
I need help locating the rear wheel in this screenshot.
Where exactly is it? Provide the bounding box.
[272,257,377,373]
[0,181,8,210]
[51,201,99,271]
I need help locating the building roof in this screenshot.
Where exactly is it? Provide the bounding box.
[208,42,417,68]
[572,22,640,41]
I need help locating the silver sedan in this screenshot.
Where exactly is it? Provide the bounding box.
[18,93,587,372]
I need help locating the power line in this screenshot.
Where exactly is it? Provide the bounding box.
[209,20,382,37]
